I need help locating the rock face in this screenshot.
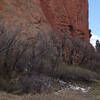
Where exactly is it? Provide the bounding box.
[0,0,91,42]
[40,0,91,42]
[0,0,51,39]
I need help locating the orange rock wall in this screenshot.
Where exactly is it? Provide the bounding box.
[0,0,51,39]
[0,0,91,42]
[39,0,91,42]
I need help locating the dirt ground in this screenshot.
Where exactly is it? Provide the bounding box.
[0,90,99,100]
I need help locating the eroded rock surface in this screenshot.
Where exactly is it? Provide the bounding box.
[0,0,91,41]
[40,0,91,42]
[0,0,51,39]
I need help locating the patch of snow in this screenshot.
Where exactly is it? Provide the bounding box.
[59,80,66,85]
[57,80,91,93]
[69,85,91,93]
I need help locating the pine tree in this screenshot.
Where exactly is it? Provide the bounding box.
[96,40,100,52]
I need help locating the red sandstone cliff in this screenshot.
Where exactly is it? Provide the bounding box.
[0,0,91,41]
[40,0,91,42]
[0,0,51,39]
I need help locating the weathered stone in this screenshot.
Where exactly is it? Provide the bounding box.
[0,0,91,42]
[40,0,91,42]
[0,0,51,39]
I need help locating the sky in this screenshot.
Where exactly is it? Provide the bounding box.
[89,0,100,46]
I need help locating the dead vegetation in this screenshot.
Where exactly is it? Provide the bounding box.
[0,90,98,100]
[0,19,100,95]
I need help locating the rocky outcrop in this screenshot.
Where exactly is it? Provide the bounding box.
[0,0,51,39]
[0,0,91,42]
[40,0,91,42]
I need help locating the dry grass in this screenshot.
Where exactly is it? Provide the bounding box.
[54,64,98,82]
[1,81,100,100]
[0,90,98,100]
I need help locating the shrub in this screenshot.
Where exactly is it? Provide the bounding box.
[0,21,99,93]
[86,52,100,73]
[52,64,98,82]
